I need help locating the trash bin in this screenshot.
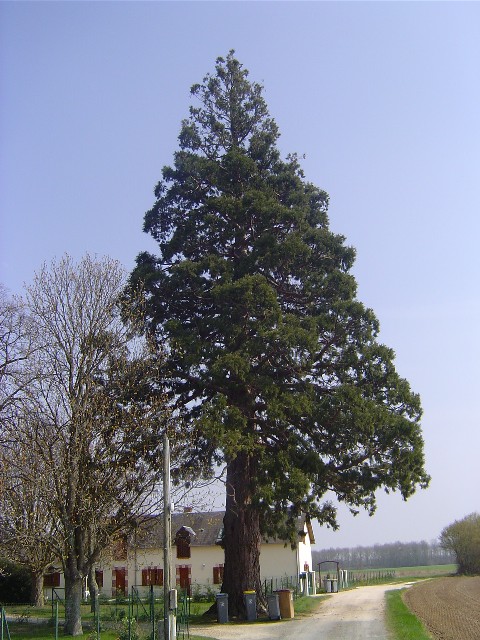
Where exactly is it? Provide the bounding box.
[276,589,294,619]
[331,578,338,593]
[243,590,257,621]
[323,578,332,593]
[267,593,281,620]
[216,593,229,623]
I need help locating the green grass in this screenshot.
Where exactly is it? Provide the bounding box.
[392,564,456,577]
[385,589,432,640]
[4,622,212,640]
[4,606,54,620]
[3,604,137,622]
[345,564,456,588]
[1,624,119,640]
[349,564,456,577]
[186,601,213,622]
[292,595,325,616]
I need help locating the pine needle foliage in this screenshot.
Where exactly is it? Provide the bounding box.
[129,51,430,615]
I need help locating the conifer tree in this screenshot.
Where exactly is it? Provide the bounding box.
[130,52,429,616]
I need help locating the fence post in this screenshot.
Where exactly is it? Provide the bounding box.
[1,606,12,640]
[128,591,132,640]
[96,591,100,640]
[150,585,155,640]
[55,600,59,640]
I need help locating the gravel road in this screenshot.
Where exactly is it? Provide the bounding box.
[194,583,413,640]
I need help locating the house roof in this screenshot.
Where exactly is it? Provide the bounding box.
[132,511,314,549]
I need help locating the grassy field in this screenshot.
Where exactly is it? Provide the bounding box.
[390,564,456,577]
[347,563,456,586]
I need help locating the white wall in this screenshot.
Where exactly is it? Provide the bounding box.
[43,527,314,598]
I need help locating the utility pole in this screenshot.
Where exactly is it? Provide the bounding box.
[163,434,176,640]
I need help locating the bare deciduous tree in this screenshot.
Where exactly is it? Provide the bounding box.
[0,418,59,606]
[0,285,39,421]
[0,255,180,635]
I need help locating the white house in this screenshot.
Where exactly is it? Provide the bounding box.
[43,510,315,599]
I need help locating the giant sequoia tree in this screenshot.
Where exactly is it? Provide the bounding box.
[130,52,430,615]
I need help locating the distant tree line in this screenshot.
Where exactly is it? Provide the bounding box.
[313,540,455,569]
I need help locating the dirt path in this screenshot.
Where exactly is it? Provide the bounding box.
[194,583,413,640]
[404,576,480,640]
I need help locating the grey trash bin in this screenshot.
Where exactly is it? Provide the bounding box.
[216,593,229,623]
[243,590,257,621]
[267,593,281,620]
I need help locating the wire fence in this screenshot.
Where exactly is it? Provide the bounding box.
[2,586,191,640]
[2,575,319,640]
[262,575,302,598]
[347,569,397,585]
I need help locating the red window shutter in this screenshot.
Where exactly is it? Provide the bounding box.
[213,565,224,584]
[142,569,149,586]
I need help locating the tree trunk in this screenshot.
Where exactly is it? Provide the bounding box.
[31,571,45,607]
[64,564,84,636]
[221,451,264,618]
[87,566,99,614]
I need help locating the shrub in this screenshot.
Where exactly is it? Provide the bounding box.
[440,513,480,575]
[117,617,141,640]
[0,558,33,603]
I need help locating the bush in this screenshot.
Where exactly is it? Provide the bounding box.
[440,512,480,575]
[117,617,141,640]
[190,584,218,603]
[0,558,33,603]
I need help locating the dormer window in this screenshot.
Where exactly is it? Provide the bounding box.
[175,526,195,559]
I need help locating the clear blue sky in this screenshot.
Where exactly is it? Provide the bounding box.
[1,1,479,549]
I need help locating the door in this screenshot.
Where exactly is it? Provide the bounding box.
[177,566,191,595]
[114,567,127,597]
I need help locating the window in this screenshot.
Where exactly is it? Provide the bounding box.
[175,529,191,559]
[213,564,224,585]
[44,572,60,587]
[141,567,163,586]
